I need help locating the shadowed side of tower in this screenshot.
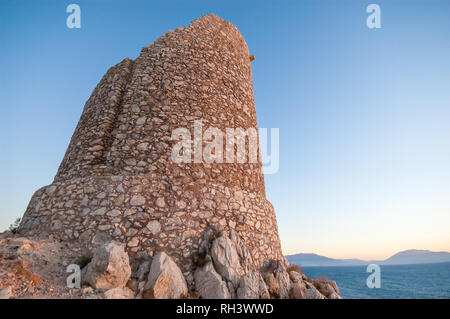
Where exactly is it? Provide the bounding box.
[18,14,284,272]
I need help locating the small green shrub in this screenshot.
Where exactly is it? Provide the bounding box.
[193,251,211,269]
[9,217,21,234]
[73,252,93,269]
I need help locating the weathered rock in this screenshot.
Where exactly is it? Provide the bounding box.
[83,242,131,289]
[136,260,152,282]
[304,281,326,299]
[263,273,280,297]
[237,272,270,299]
[104,287,134,299]
[229,229,255,272]
[0,286,12,299]
[194,261,230,299]
[289,280,307,299]
[260,259,292,299]
[304,287,326,299]
[288,270,303,283]
[210,236,243,288]
[275,270,291,299]
[143,252,187,299]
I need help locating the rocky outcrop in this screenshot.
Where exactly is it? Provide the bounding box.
[82,242,131,289]
[0,231,341,299]
[194,261,230,299]
[211,236,244,289]
[142,252,188,299]
[190,228,341,300]
[237,272,270,299]
[311,277,341,299]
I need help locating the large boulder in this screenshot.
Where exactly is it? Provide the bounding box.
[237,272,270,299]
[194,261,230,299]
[275,269,291,299]
[143,252,188,299]
[210,236,244,288]
[82,242,131,289]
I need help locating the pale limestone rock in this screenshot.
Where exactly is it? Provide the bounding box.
[236,272,269,299]
[210,236,243,288]
[83,242,131,289]
[229,229,255,272]
[144,252,187,299]
[194,261,230,299]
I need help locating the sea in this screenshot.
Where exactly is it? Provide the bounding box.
[302,262,450,299]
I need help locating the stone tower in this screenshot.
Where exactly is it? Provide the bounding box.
[19,14,283,271]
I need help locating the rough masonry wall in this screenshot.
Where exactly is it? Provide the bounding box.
[19,14,284,273]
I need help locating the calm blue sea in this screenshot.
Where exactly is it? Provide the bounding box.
[302,262,450,299]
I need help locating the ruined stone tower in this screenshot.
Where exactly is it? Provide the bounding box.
[19,14,283,271]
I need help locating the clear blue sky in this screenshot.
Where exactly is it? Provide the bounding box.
[1,0,449,259]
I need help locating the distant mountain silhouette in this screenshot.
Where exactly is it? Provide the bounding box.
[286,253,369,267]
[382,249,450,265]
[286,249,450,267]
